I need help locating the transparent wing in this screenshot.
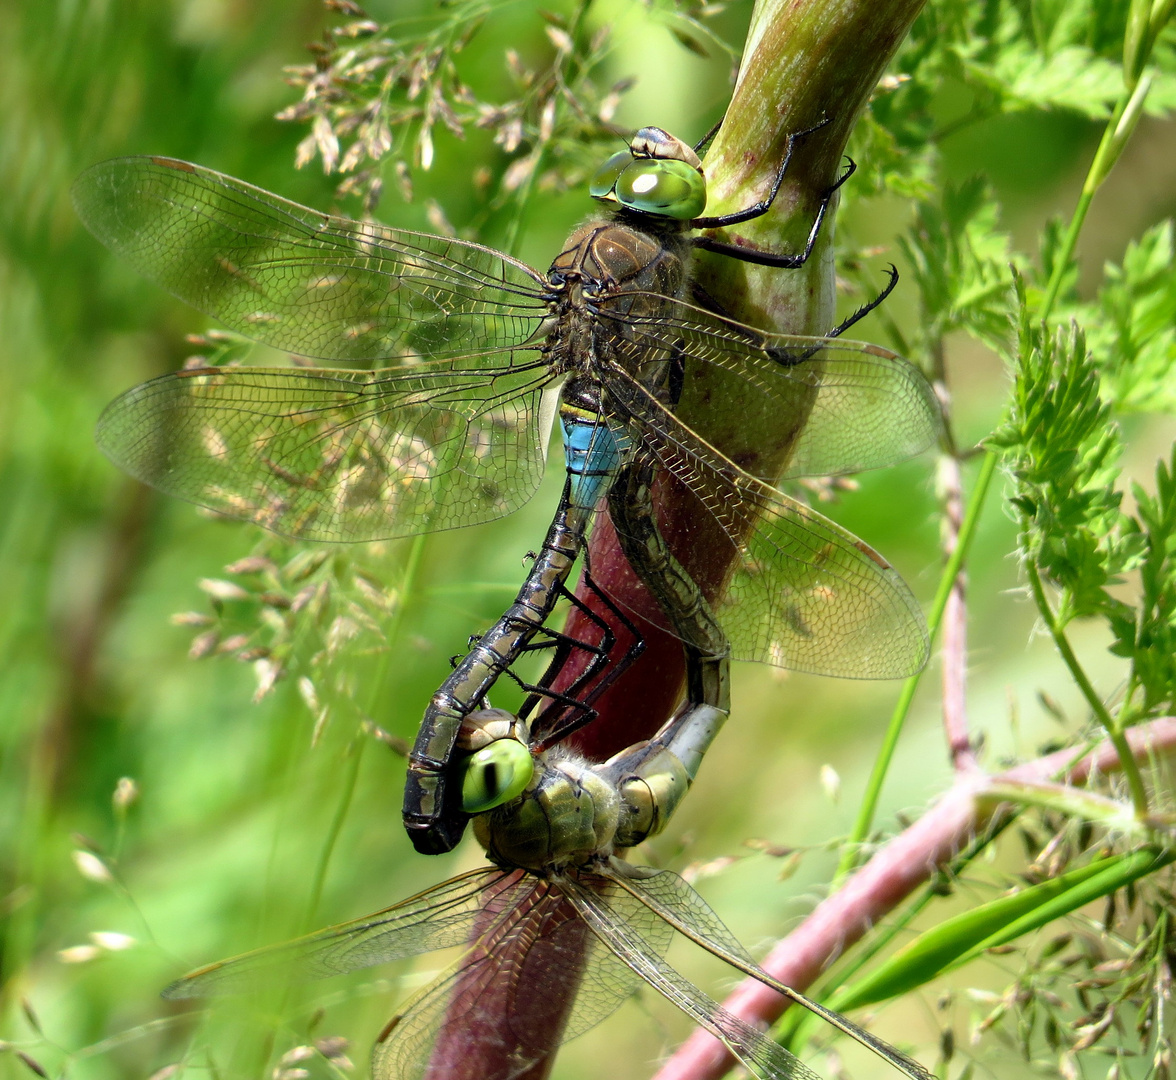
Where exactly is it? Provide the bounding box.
[562,871,823,1080]
[611,865,756,962]
[611,865,936,1080]
[721,474,928,678]
[597,297,941,480]
[72,157,550,364]
[371,876,667,1080]
[161,867,508,999]
[602,369,928,678]
[95,361,555,542]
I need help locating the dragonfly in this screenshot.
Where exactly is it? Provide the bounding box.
[162,515,930,1080]
[72,120,941,855]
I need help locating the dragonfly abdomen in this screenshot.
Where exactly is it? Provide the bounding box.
[559,400,628,513]
[403,484,593,853]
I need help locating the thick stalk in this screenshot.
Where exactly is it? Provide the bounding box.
[422,2,934,1078]
[540,2,929,1080]
[1025,561,1149,817]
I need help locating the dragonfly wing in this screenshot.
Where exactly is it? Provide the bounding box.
[722,474,928,678]
[603,373,927,677]
[72,157,551,364]
[96,362,555,541]
[162,867,509,999]
[562,871,823,1080]
[596,297,940,479]
[607,864,756,963]
[371,875,653,1080]
[609,864,936,1080]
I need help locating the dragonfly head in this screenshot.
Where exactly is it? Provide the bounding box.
[456,708,535,813]
[460,711,623,871]
[590,127,706,221]
[473,748,623,872]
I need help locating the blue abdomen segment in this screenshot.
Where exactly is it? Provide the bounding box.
[561,406,627,512]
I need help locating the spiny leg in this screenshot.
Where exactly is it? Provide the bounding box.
[691,158,855,269]
[825,263,899,340]
[690,117,835,230]
[527,572,647,750]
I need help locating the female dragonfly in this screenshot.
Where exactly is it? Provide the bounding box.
[162,485,931,1080]
[73,121,941,852]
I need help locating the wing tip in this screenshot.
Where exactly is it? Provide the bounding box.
[159,975,199,1000]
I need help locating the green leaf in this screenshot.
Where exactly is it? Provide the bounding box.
[984,44,1121,117]
[1084,221,1176,412]
[1125,446,1176,709]
[991,283,1137,625]
[829,847,1175,1010]
[896,177,1016,349]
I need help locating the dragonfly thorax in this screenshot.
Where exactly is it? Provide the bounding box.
[548,221,689,300]
[543,220,691,411]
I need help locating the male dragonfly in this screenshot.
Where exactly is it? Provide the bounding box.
[161,498,931,1080]
[73,122,941,853]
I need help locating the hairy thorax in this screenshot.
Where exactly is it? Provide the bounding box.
[542,219,693,394]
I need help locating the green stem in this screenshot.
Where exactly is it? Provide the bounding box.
[835,449,998,883]
[1024,560,1149,817]
[306,531,427,931]
[1040,75,1153,319]
[1039,187,1092,319]
[500,0,592,254]
[303,736,366,930]
[1027,39,1158,821]
[370,530,427,719]
[780,818,1013,1050]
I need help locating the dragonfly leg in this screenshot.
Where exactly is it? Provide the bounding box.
[528,572,647,751]
[750,261,902,374]
[690,115,725,156]
[689,116,834,230]
[690,157,855,269]
[473,569,642,734]
[514,581,618,715]
[825,263,900,340]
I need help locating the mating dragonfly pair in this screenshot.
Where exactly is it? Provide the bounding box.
[74,117,939,1079]
[162,530,926,1080]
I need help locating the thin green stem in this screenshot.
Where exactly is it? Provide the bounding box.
[1040,75,1153,319]
[305,531,428,932]
[303,736,367,930]
[499,0,593,254]
[780,817,1013,1051]
[1024,560,1149,817]
[370,531,428,722]
[1040,188,1093,319]
[835,449,998,883]
[1025,39,1159,824]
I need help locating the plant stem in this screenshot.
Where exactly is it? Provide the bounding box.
[656,716,1176,1080]
[1040,75,1153,319]
[1024,559,1149,817]
[304,736,366,930]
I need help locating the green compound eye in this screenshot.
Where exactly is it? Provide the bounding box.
[614,159,706,220]
[459,739,534,813]
[589,151,632,201]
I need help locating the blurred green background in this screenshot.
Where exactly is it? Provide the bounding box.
[1,2,1174,1079]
